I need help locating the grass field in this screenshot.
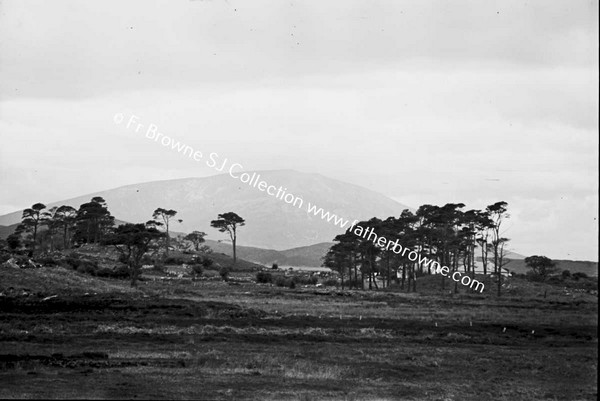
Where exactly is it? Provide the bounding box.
[0,263,597,400]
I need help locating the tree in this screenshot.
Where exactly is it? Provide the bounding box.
[329,230,360,289]
[525,255,558,281]
[41,206,61,252]
[323,241,350,289]
[355,217,383,290]
[74,197,114,244]
[103,223,164,286]
[54,205,77,249]
[152,208,179,256]
[432,203,465,292]
[486,201,510,296]
[473,210,494,275]
[184,231,207,251]
[17,203,46,255]
[210,212,245,264]
[461,209,482,292]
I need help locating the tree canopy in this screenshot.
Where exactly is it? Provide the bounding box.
[210,212,245,264]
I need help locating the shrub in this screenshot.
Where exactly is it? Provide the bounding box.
[164,256,185,265]
[76,260,98,275]
[219,266,230,281]
[256,271,272,283]
[322,278,339,287]
[572,272,589,280]
[35,255,60,267]
[561,270,571,278]
[96,266,130,279]
[191,255,214,269]
[197,245,213,254]
[6,234,21,250]
[201,256,214,268]
[203,269,219,279]
[64,254,82,269]
[547,276,563,285]
[271,263,279,269]
[525,271,544,282]
[291,275,318,285]
[288,280,296,289]
[274,275,287,287]
[191,263,203,276]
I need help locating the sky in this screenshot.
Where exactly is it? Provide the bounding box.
[0,0,598,261]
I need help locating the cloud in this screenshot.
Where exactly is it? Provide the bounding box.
[0,0,597,260]
[0,0,597,99]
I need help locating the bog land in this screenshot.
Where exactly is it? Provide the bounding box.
[0,249,597,400]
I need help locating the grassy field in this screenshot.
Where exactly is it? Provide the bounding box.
[0,262,597,400]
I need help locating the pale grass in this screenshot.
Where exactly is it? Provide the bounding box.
[94,323,397,339]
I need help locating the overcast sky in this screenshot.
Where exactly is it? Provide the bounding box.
[0,0,598,260]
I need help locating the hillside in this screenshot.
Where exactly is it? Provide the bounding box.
[0,170,409,250]
[202,239,332,267]
[0,224,19,240]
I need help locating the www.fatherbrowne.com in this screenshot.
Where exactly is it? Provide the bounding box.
[115,113,484,293]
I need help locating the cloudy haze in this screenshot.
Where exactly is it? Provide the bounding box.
[0,0,598,260]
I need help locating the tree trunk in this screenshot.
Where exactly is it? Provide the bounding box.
[130,264,138,287]
[232,236,237,265]
[401,263,406,290]
[454,255,459,294]
[32,223,38,255]
[386,254,390,288]
[165,228,170,256]
[497,253,502,297]
[360,268,365,290]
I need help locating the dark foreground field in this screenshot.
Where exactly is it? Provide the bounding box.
[0,267,597,400]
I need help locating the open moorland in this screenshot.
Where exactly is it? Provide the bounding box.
[0,247,597,401]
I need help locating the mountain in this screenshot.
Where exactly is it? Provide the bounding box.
[503,251,527,260]
[0,170,410,250]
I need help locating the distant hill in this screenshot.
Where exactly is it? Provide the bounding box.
[201,239,332,267]
[0,170,409,250]
[0,224,19,239]
[504,259,598,277]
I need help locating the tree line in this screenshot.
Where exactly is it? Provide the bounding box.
[323,201,510,296]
